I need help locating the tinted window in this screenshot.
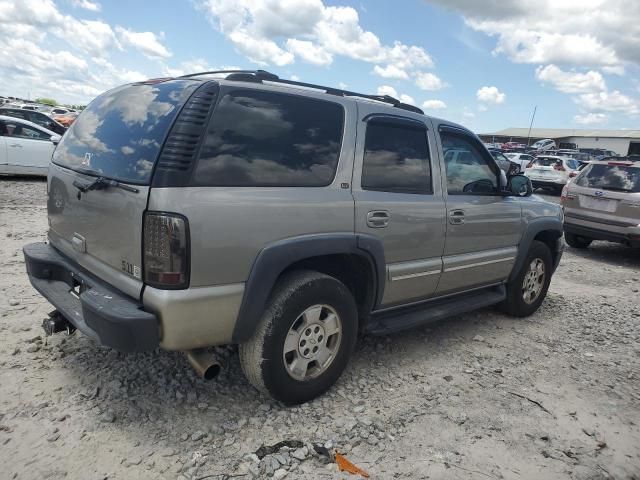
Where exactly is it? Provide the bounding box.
[0,109,27,120]
[565,159,580,170]
[192,90,343,187]
[441,131,498,194]
[1,120,49,140]
[361,119,431,194]
[534,157,561,167]
[52,80,198,184]
[576,164,640,193]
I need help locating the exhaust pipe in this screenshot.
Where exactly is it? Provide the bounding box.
[185,349,223,380]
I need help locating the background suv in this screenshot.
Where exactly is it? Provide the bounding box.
[562,158,640,248]
[24,71,564,404]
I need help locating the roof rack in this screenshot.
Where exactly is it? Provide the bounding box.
[179,69,424,115]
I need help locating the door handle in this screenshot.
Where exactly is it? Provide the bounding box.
[449,209,465,225]
[367,210,390,228]
[9,143,23,148]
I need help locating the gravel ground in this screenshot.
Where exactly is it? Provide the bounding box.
[1,177,639,480]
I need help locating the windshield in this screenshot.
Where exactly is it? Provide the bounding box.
[52,79,198,184]
[565,159,580,170]
[576,164,640,193]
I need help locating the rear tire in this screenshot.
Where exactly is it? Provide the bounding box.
[565,232,592,249]
[239,270,357,404]
[499,240,553,317]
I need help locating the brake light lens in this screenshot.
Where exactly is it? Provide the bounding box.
[526,161,534,168]
[554,163,566,171]
[143,212,189,289]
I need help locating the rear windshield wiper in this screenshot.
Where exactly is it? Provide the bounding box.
[73,176,139,194]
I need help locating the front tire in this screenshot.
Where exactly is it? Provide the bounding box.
[499,240,553,317]
[565,232,592,249]
[239,270,357,404]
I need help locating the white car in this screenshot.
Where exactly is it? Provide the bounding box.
[525,155,581,192]
[530,139,556,152]
[505,152,535,172]
[0,115,60,176]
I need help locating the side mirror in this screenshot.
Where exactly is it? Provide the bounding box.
[507,174,532,197]
[50,135,60,145]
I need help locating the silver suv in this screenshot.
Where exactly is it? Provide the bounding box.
[24,71,564,404]
[561,158,640,248]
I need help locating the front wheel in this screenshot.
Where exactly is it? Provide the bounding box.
[239,270,357,404]
[499,240,553,317]
[565,232,592,249]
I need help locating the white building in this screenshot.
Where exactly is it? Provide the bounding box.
[479,128,640,155]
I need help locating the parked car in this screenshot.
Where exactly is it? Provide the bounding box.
[561,159,640,248]
[529,139,557,152]
[0,107,67,135]
[23,71,564,404]
[0,115,60,176]
[505,152,535,172]
[558,142,578,150]
[525,155,580,192]
[502,141,527,152]
[53,112,78,128]
[490,150,521,175]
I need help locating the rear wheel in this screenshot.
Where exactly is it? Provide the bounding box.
[239,270,357,404]
[565,232,592,249]
[499,240,552,317]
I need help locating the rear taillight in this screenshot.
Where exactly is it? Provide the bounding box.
[554,163,566,171]
[560,185,569,199]
[143,212,189,289]
[526,161,534,168]
[569,171,578,178]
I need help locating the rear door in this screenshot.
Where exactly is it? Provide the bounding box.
[353,105,446,307]
[435,125,522,294]
[47,79,200,299]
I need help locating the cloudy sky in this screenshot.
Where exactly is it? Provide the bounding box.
[1,0,639,133]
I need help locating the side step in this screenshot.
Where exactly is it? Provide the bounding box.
[366,285,506,336]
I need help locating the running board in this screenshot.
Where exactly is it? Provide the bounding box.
[366,285,506,336]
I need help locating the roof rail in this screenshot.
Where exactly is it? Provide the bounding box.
[180,69,424,115]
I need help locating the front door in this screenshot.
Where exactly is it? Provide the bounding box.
[4,119,54,169]
[353,106,446,307]
[435,125,522,294]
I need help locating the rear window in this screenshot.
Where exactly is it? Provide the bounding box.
[534,157,560,167]
[52,80,198,184]
[576,164,640,193]
[192,90,344,187]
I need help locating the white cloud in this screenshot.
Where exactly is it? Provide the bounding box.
[477,86,506,104]
[575,90,639,115]
[198,0,436,81]
[372,64,408,79]
[427,0,638,68]
[422,99,447,110]
[573,113,608,125]
[286,39,333,65]
[535,64,606,93]
[71,0,101,11]
[116,27,171,59]
[399,94,415,105]
[376,85,398,98]
[415,72,445,91]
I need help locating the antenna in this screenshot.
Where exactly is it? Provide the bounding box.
[526,106,537,147]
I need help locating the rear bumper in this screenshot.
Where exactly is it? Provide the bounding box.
[23,242,159,352]
[564,223,640,247]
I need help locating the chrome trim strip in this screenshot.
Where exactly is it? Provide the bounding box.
[391,269,441,281]
[444,256,515,273]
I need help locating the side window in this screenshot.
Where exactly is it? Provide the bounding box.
[440,131,498,195]
[193,90,344,187]
[361,119,432,194]
[5,122,50,140]
[0,120,7,136]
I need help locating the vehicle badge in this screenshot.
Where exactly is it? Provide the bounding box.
[594,191,604,197]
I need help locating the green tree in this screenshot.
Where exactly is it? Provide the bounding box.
[35,97,57,106]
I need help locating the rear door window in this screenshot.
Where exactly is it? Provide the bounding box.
[192,90,344,187]
[576,164,640,193]
[361,118,432,194]
[51,80,198,184]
